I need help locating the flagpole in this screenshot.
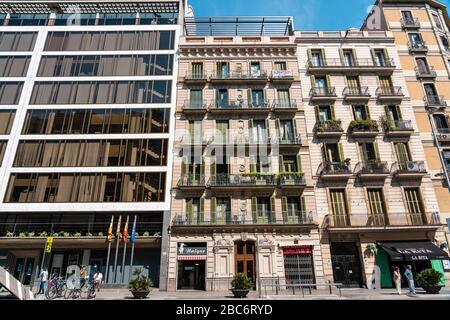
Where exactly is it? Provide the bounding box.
[104,216,114,284]
[129,215,137,281]
[113,215,122,284]
[120,216,129,284]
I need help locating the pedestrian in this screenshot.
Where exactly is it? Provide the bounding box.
[37,267,48,295]
[80,265,88,288]
[393,267,402,295]
[404,265,416,295]
[93,269,103,292]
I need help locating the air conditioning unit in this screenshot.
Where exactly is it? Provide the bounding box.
[406,161,420,172]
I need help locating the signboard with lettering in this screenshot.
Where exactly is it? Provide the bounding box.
[282,246,312,255]
[178,244,207,256]
[45,237,53,253]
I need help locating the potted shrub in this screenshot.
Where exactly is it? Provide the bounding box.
[417,269,444,294]
[230,273,253,298]
[128,268,153,299]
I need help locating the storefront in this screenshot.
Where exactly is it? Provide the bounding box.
[282,246,315,287]
[330,242,364,288]
[176,243,207,290]
[376,241,449,288]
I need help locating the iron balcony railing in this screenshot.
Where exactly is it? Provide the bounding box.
[177,175,206,187]
[383,119,414,132]
[400,17,421,28]
[319,161,352,175]
[316,120,343,133]
[184,71,208,81]
[391,161,427,174]
[415,66,436,78]
[408,41,428,51]
[326,212,441,228]
[212,99,270,109]
[278,173,306,186]
[172,213,315,226]
[354,161,389,175]
[270,70,294,80]
[0,222,162,238]
[376,86,404,97]
[276,134,302,145]
[435,128,450,141]
[343,86,370,97]
[307,58,395,68]
[424,95,447,107]
[272,99,297,109]
[211,70,268,80]
[349,120,379,133]
[182,99,208,110]
[208,174,277,187]
[234,132,272,145]
[310,87,337,98]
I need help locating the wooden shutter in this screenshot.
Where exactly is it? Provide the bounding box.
[296,154,303,172]
[279,155,284,173]
[251,197,257,218]
[374,142,381,160]
[200,197,205,222]
[338,143,344,162]
[281,196,288,218]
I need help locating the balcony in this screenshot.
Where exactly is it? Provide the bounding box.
[382,120,414,138]
[325,212,441,231]
[233,132,272,146]
[309,87,337,103]
[210,70,268,84]
[183,71,208,84]
[315,120,344,140]
[272,99,298,114]
[181,100,208,116]
[435,128,450,142]
[376,86,404,103]
[424,95,447,109]
[343,86,371,103]
[177,175,206,191]
[318,161,352,181]
[270,70,295,83]
[172,213,316,228]
[401,17,421,29]
[348,120,379,139]
[415,66,437,79]
[209,99,271,116]
[391,161,427,180]
[208,174,277,190]
[306,58,395,74]
[408,41,428,53]
[278,173,307,189]
[275,134,302,151]
[354,161,390,182]
[176,135,212,148]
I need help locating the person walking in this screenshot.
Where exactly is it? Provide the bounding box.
[393,267,402,295]
[93,270,103,292]
[37,267,48,295]
[404,265,416,295]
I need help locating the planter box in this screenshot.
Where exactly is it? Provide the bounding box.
[231,289,250,298]
[130,290,151,299]
[420,284,443,294]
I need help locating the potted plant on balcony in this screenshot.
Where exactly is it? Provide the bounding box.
[129,267,153,299]
[230,273,253,298]
[349,119,379,132]
[416,269,444,294]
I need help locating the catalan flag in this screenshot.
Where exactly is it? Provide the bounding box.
[107,216,114,242]
[116,215,122,239]
[123,216,129,242]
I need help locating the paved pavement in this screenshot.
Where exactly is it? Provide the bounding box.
[30,287,450,300]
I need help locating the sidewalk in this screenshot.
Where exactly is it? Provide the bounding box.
[33,287,450,300]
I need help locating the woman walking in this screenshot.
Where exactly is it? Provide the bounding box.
[393,267,402,295]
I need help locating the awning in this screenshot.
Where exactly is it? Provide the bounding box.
[378,241,449,262]
[177,256,206,261]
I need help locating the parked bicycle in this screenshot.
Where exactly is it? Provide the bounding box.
[45,277,67,300]
[64,280,96,300]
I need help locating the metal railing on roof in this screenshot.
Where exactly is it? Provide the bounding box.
[184,16,294,36]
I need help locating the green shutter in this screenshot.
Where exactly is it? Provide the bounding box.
[211,197,217,221]
[364,105,371,119]
[296,154,303,172]
[431,260,446,286]
[376,248,393,288]
[279,155,284,173]
[281,196,288,219]
[374,143,381,161]
[370,49,376,64]
[200,197,205,222]
[331,106,336,120]
[251,197,257,220]
[338,143,344,162]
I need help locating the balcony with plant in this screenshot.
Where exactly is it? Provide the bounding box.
[348,119,379,135]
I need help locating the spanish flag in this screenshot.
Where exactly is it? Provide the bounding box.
[116,215,122,239]
[123,216,129,242]
[107,216,114,242]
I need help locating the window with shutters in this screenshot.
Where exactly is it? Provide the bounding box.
[278,119,296,143]
[352,105,368,121]
[367,189,387,226]
[310,50,324,67]
[404,188,426,225]
[253,197,273,223]
[282,196,307,223]
[342,50,356,66]
[378,76,393,94]
[281,155,299,173]
[191,62,203,79]
[212,197,231,224]
[359,143,378,162]
[394,142,411,170]
[186,197,203,224]
[373,49,387,66]
[189,89,203,108]
[188,120,203,145]
[329,189,349,227]
[432,13,443,30]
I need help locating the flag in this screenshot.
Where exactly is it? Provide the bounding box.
[123,216,129,242]
[116,215,122,239]
[107,216,114,242]
[130,216,137,243]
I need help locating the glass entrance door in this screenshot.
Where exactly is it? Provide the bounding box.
[330,243,363,288]
[13,257,35,285]
[234,241,256,288]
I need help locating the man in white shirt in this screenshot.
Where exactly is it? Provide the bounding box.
[37,267,48,295]
[93,270,103,292]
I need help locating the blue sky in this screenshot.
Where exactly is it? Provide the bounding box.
[189,0,450,30]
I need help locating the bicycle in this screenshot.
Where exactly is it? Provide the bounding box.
[64,279,95,300]
[45,277,67,300]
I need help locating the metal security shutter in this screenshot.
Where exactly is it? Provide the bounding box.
[283,254,315,287]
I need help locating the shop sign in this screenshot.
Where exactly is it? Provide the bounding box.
[178,246,207,256]
[45,237,53,253]
[282,246,312,255]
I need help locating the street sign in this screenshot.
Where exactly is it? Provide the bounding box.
[45,237,53,253]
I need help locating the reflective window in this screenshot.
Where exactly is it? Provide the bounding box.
[0,32,37,51]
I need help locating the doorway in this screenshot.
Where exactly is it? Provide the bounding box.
[330,243,364,288]
[13,257,35,285]
[177,260,206,290]
[234,241,256,288]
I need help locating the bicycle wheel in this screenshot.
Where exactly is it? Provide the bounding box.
[59,283,67,298]
[46,285,57,300]
[64,288,73,300]
[88,286,96,299]
[80,284,90,299]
